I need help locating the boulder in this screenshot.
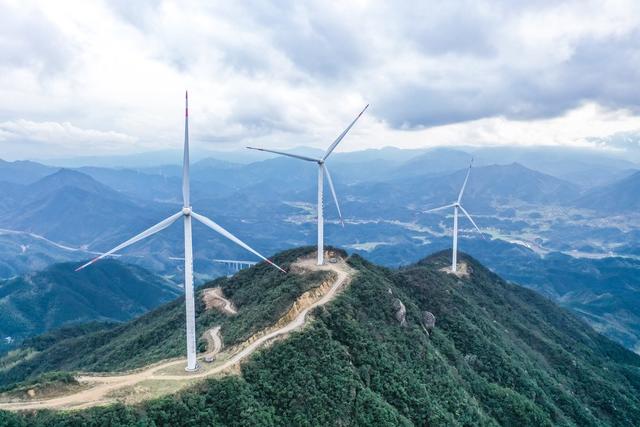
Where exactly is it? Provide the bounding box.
[422,311,436,335]
[392,298,406,326]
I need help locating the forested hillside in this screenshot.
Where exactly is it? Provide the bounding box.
[0,248,332,385]
[2,249,640,426]
[0,260,180,351]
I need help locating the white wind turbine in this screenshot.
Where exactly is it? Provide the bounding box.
[76,92,284,372]
[247,105,368,265]
[424,159,483,273]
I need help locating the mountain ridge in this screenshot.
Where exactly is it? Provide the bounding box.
[574,170,640,213]
[1,248,639,426]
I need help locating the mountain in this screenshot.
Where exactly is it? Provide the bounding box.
[574,170,640,213]
[76,167,183,203]
[391,147,473,178]
[1,248,639,426]
[470,146,639,187]
[0,160,56,185]
[0,170,162,278]
[209,162,581,223]
[25,168,125,200]
[332,146,428,164]
[42,147,284,168]
[0,260,180,351]
[343,163,580,216]
[0,166,291,279]
[0,248,327,378]
[432,162,579,208]
[413,162,580,212]
[78,162,242,203]
[0,169,168,246]
[0,182,24,213]
[434,239,640,354]
[0,229,93,280]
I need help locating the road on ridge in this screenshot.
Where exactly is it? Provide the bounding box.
[0,256,354,411]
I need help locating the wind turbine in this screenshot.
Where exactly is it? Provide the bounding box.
[76,92,284,372]
[424,159,482,273]
[247,105,368,265]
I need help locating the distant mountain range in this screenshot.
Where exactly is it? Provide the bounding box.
[468,146,638,187]
[574,170,640,213]
[0,146,638,356]
[0,260,180,351]
[33,146,639,188]
[0,150,636,264]
[372,162,580,213]
[3,146,637,207]
[0,160,56,185]
[0,169,170,247]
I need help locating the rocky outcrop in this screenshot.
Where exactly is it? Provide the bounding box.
[392,298,407,326]
[236,272,338,349]
[464,353,478,366]
[422,311,436,335]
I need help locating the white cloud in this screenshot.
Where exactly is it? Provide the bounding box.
[0,119,137,157]
[347,103,640,155]
[0,0,639,160]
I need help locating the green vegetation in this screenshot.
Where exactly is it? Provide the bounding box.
[19,322,116,352]
[0,371,79,400]
[2,249,640,426]
[0,371,76,393]
[205,248,335,346]
[0,247,332,386]
[462,240,640,353]
[0,260,180,353]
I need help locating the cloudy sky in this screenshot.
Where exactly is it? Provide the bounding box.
[1,0,640,160]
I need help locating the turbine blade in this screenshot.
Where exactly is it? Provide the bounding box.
[457,158,473,203]
[75,211,183,271]
[246,147,319,162]
[322,104,369,161]
[191,211,286,273]
[423,203,456,214]
[183,91,190,207]
[458,205,484,237]
[323,165,344,226]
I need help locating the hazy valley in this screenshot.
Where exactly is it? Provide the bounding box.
[1,146,639,356]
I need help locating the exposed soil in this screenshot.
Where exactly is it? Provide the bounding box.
[0,253,355,411]
[440,261,470,278]
[202,288,237,315]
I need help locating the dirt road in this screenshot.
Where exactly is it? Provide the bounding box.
[0,255,354,411]
[202,288,237,315]
[203,326,222,359]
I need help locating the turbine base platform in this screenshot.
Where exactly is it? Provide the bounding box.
[184,363,200,373]
[440,262,470,278]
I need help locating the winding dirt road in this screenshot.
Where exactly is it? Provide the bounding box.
[0,255,354,411]
[203,326,223,359]
[202,287,237,315]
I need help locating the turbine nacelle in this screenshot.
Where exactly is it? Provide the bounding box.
[182,207,192,216]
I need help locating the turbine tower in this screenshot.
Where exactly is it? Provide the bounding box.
[76,92,284,372]
[247,105,368,265]
[424,159,482,272]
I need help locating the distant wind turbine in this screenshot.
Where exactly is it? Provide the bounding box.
[424,159,483,272]
[247,105,368,265]
[76,92,284,372]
